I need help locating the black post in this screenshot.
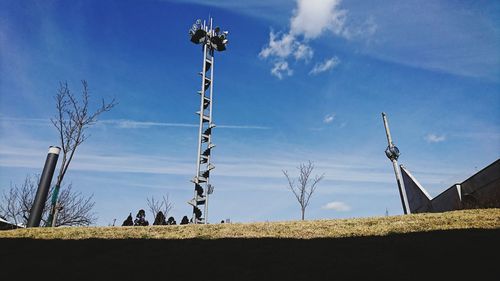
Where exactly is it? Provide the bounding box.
[27,146,61,227]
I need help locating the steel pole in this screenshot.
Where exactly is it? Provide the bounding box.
[193,24,208,224]
[392,159,409,214]
[381,113,410,214]
[205,33,215,225]
[27,146,60,227]
[382,112,393,147]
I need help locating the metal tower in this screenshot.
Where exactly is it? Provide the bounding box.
[382,112,411,214]
[187,18,228,224]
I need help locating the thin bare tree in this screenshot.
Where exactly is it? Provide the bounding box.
[55,184,96,226]
[0,175,44,226]
[283,161,324,220]
[0,174,97,226]
[0,183,21,226]
[47,80,116,226]
[147,194,174,220]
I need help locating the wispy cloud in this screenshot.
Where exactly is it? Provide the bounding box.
[323,113,336,124]
[310,57,340,75]
[0,117,50,126]
[167,0,295,24]
[102,120,196,129]
[451,131,500,141]
[217,124,270,130]
[0,117,270,130]
[293,43,314,61]
[0,135,471,217]
[356,2,497,81]
[104,119,271,130]
[0,142,396,184]
[424,133,446,143]
[322,201,351,211]
[270,60,293,79]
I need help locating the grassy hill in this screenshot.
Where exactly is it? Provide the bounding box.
[1,208,499,239]
[1,209,499,280]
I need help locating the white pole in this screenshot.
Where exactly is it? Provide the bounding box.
[382,112,410,214]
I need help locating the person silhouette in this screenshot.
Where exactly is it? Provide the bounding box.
[180,215,189,225]
[167,216,177,225]
[122,213,133,226]
[153,211,167,225]
[133,209,149,226]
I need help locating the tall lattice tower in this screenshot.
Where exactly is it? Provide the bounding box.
[187,18,228,224]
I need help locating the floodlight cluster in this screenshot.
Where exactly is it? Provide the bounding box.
[189,19,229,51]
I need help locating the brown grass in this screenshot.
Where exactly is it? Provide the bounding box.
[1,208,499,240]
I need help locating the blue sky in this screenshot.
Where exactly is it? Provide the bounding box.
[0,0,499,225]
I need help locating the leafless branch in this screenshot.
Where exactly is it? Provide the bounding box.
[282,161,324,220]
[51,80,117,186]
[0,183,20,226]
[47,80,116,225]
[147,196,163,219]
[55,184,97,226]
[0,175,96,226]
[147,194,174,219]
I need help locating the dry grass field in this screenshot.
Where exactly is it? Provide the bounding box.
[1,208,499,240]
[1,209,499,280]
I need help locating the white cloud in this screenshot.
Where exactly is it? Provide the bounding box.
[271,60,293,79]
[290,0,347,39]
[323,113,336,124]
[259,0,370,78]
[259,32,313,71]
[259,31,314,78]
[259,31,296,59]
[425,134,446,143]
[293,43,313,61]
[310,57,340,75]
[322,201,351,211]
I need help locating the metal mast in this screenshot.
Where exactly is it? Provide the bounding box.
[382,112,411,214]
[187,18,228,224]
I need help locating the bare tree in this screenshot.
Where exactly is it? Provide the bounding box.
[147,194,174,219]
[283,161,324,220]
[0,183,21,226]
[55,184,96,226]
[0,174,97,226]
[48,80,116,226]
[0,175,44,226]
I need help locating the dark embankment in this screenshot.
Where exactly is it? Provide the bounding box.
[1,228,498,280]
